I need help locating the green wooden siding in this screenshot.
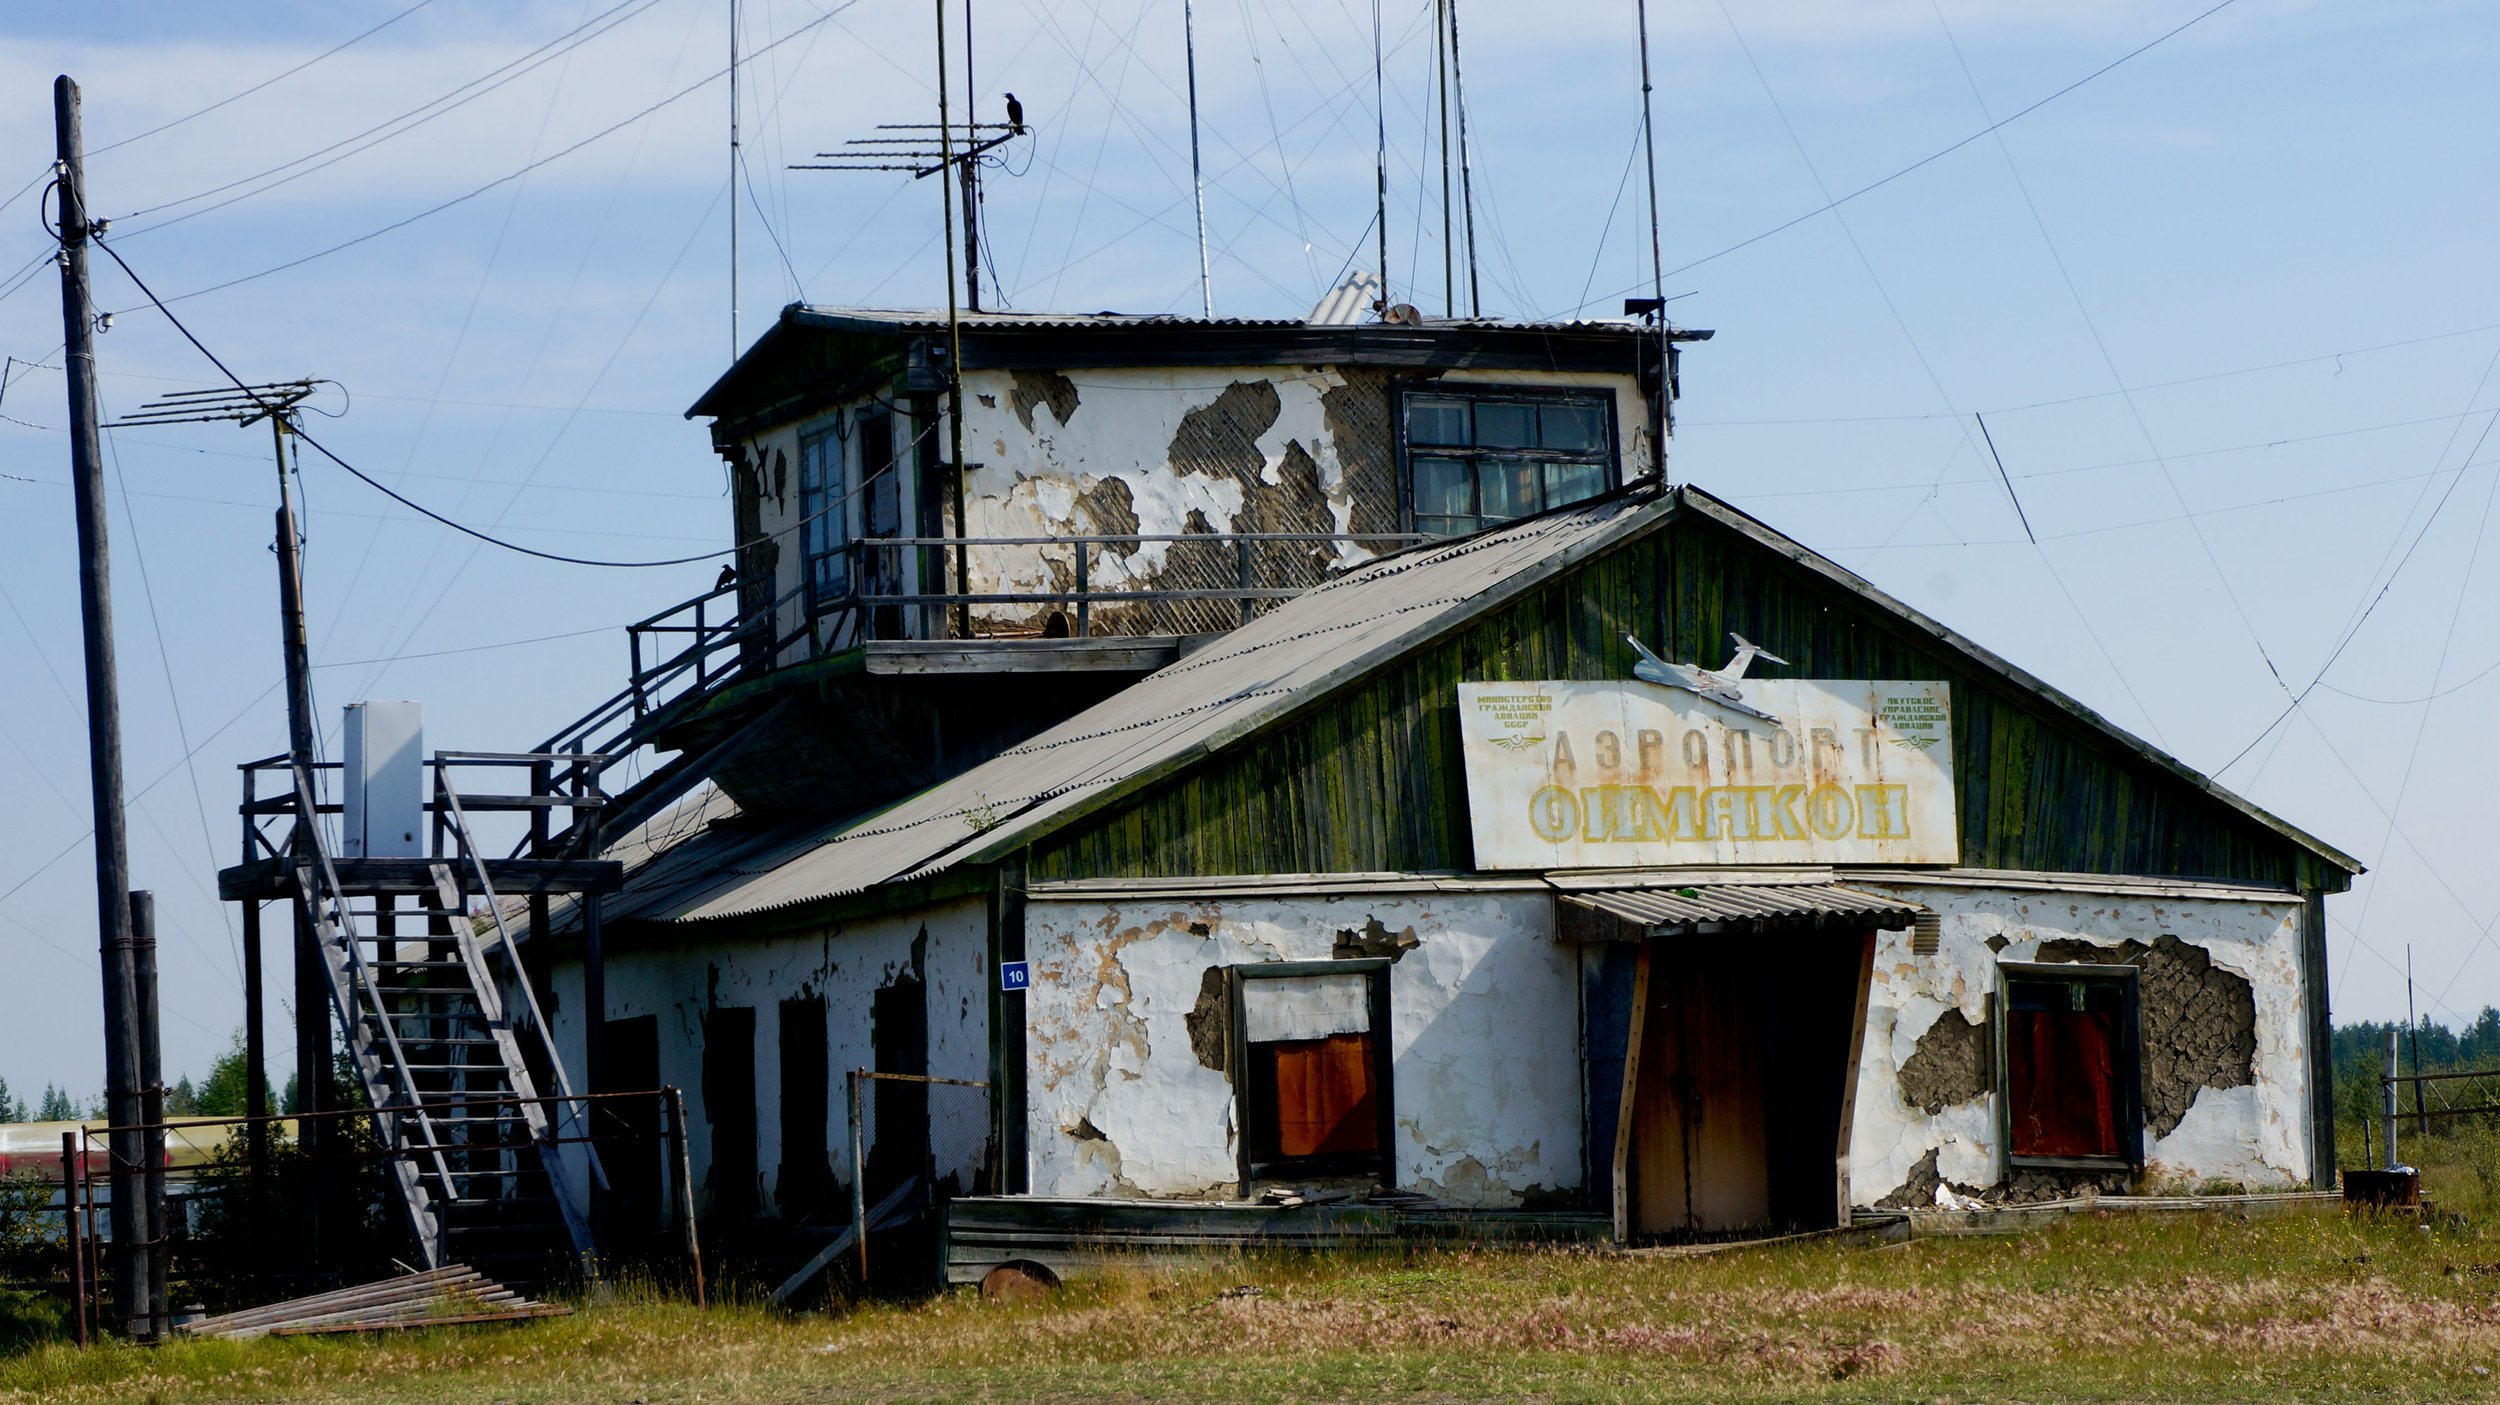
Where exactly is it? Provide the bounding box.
[1028,511,2335,891]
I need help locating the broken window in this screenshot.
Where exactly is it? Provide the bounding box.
[1398,385,1616,537]
[1230,960,1393,1184]
[798,426,850,613]
[1997,964,2142,1169]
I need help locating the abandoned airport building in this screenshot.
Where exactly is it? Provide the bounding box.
[491,304,2358,1282]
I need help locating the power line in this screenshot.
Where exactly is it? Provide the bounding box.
[1563,0,2249,316]
[88,233,736,569]
[91,0,446,158]
[1925,0,2292,707]
[115,0,668,231]
[116,0,867,312]
[1714,1,2170,749]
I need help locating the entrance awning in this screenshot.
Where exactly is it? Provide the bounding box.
[1558,883,1925,940]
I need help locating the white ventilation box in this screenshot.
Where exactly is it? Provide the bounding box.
[343,700,424,859]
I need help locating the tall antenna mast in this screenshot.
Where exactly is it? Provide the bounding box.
[960,0,981,311]
[729,0,741,358]
[1448,0,1480,316]
[1635,0,1669,473]
[1372,0,1388,312]
[1184,0,1213,317]
[1436,0,1452,316]
[935,0,972,638]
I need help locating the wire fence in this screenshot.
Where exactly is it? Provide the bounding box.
[0,1087,698,1344]
[845,1069,993,1293]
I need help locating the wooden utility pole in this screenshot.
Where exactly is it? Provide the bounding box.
[52,72,151,1341]
[959,0,981,312]
[271,415,332,1270]
[132,890,167,1341]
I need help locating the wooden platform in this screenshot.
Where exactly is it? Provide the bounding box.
[217,856,625,901]
[942,1195,1610,1286]
[863,636,1192,675]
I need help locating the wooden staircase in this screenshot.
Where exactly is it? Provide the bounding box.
[282,762,598,1278]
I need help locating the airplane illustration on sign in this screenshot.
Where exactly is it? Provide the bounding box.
[1626,632,1789,724]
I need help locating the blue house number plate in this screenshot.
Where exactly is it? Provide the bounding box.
[1000,961,1031,992]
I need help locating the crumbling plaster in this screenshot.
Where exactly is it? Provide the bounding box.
[732,365,1652,647]
[1023,892,1582,1206]
[543,896,988,1219]
[1842,881,2313,1207]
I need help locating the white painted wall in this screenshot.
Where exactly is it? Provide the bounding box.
[1842,881,2314,1205]
[730,363,1655,646]
[1023,891,1583,1206]
[544,895,989,1220]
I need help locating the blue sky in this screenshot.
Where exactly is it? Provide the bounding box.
[0,0,2494,1096]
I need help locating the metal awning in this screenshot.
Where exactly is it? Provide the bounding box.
[1557,883,1925,940]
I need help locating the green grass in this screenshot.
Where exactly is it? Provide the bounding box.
[7,1205,2500,1403]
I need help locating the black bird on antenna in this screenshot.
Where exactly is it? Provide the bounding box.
[1004,92,1025,133]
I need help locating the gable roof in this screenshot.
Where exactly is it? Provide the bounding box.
[595,483,2358,929]
[1672,489,2360,878]
[599,487,1677,925]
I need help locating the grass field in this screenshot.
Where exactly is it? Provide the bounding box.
[4,1200,2499,1404]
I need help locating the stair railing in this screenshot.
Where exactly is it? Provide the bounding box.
[286,762,461,1257]
[433,764,603,1262]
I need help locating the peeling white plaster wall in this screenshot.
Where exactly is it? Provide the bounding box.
[956,365,1359,594]
[732,364,1653,646]
[545,896,988,1221]
[1023,892,1581,1206]
[1842,882,2312,1206]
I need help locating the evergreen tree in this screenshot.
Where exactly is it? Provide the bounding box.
[193,1029,254,1118]
[35,1085,76,1122]
[165,1076,199,1117]
[0,1076,21,1123]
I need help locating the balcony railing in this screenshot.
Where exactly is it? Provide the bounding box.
[527,528,1423,803]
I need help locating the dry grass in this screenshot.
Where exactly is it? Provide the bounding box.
[7,1206,2500,1402]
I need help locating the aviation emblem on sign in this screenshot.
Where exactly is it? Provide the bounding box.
[1625,632,1789,724]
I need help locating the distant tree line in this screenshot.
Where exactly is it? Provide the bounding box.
[0,1029,301,1124]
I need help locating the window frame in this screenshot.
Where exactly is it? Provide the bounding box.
[1227,958,1396,1189]
[796,420,851,617]
[1994,960,2145,1173]
[1391,381,1622,538]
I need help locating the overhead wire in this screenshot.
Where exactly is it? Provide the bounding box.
[114,0,868,313]
[85,0,444,161]
[1560,0,2249,317]
[314,0,632,666]
[1925,0,2294,712]
[89,232,736,569]
[1714,2,2170,747]
[98,390,246,976]
[113,0,670,233]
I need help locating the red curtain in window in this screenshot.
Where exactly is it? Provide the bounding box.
[2007,1007,2121,1159]
[1262,1033,1378,1158]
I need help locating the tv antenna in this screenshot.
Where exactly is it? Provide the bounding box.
[793,119,1024,312]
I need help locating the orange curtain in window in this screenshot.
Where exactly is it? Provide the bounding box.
[1263,1033,1378,1158]
[2007,1008,2120,1159]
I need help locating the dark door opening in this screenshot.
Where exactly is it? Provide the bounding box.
[1620,931,1875,1237]
[779,996,833,1218]
[596,1014,662,1245]
[701,1006,758,1225]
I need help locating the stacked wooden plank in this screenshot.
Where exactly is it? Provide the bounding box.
[181,1265,570,1339]
[943,1196,1611,1286]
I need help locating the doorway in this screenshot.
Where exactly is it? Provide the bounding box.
[1617,931,1875,1238]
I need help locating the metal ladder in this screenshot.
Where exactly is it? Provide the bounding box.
[286,763,599,1277]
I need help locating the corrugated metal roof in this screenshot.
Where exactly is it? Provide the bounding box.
[1560,883,1925,937]
[610,488,1676,925]
[586,480,2360,932]
[784,304,1652,335]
